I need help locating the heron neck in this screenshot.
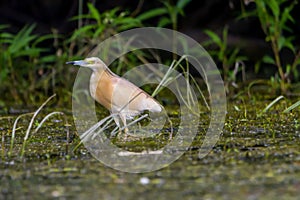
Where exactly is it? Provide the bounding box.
[89,68,116,101]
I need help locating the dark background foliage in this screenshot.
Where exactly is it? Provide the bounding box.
[1,0,299,60]
[0,0,299,106]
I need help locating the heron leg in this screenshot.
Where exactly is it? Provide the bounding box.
[119,114,129,136]
[113,116,120,127]
[112,115,122,135]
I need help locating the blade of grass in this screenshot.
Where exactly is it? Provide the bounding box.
[9,112,34,157]
[283,99,300,113]
[34,111,63,133]
[258,95,285,117]
[20,94,56,158]
[153,55,209,110]
[152,56,205,116]
[152,58,181,97]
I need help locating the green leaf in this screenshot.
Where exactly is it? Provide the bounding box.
[87,3,101,22]
[40,55,57,63]
[69,14,92,21]
[33,34,54,47]
[0,32,13,37]
[278,36,285,51]
[136,8,168,21]
[71,24,95,40]
[284,40,295,54]
[115,17,141,26]
[176,0,191,10]
[259,95,285,116]
[267,0,280,18]
[16,48,46,57]
[280,7,293,28]
[0,24,9,30]
[118,21,142,31]
[221,27,228,51]
[106,7,120,18]
[283,100,300,113]
[176,0,191,15]
[262,55,275,65]
[227,48,240,66]
[0,33,13,43]
[236,10,256,20]
[204,30,222,47]
[158,17,171,27]
[0,38,13,44]
[93,26,105,38]
[8,25,38,54]
[278,35,295,53]
[254,61,261,74]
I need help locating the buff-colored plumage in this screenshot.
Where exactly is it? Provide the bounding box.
[67,57,162,134]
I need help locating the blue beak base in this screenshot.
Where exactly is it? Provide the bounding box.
[66,60,87,66]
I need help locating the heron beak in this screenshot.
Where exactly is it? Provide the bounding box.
[66,60,87,66]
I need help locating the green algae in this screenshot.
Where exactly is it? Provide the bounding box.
[0,96,299,199]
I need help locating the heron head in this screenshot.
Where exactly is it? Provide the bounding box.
[66,57,107,71]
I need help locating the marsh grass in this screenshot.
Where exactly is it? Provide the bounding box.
[9,112,35,157]
[7,94,70,159]
[152,55,209,114]
[20,94,57,157]
[258,95,300,116]
[257,95,285,117]
[283,99,300,113]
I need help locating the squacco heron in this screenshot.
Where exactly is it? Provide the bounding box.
[66,57,162,135]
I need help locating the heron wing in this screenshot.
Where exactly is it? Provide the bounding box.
[110,77,162,114]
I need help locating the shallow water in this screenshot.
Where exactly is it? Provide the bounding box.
[0,98,299,199]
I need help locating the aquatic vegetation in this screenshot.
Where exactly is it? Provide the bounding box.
[283,99,300,113]
[258,95,300,117]
[6,94,70,158]
[0,95,299,199]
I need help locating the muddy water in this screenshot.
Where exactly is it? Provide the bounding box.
[0,98,299,199]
